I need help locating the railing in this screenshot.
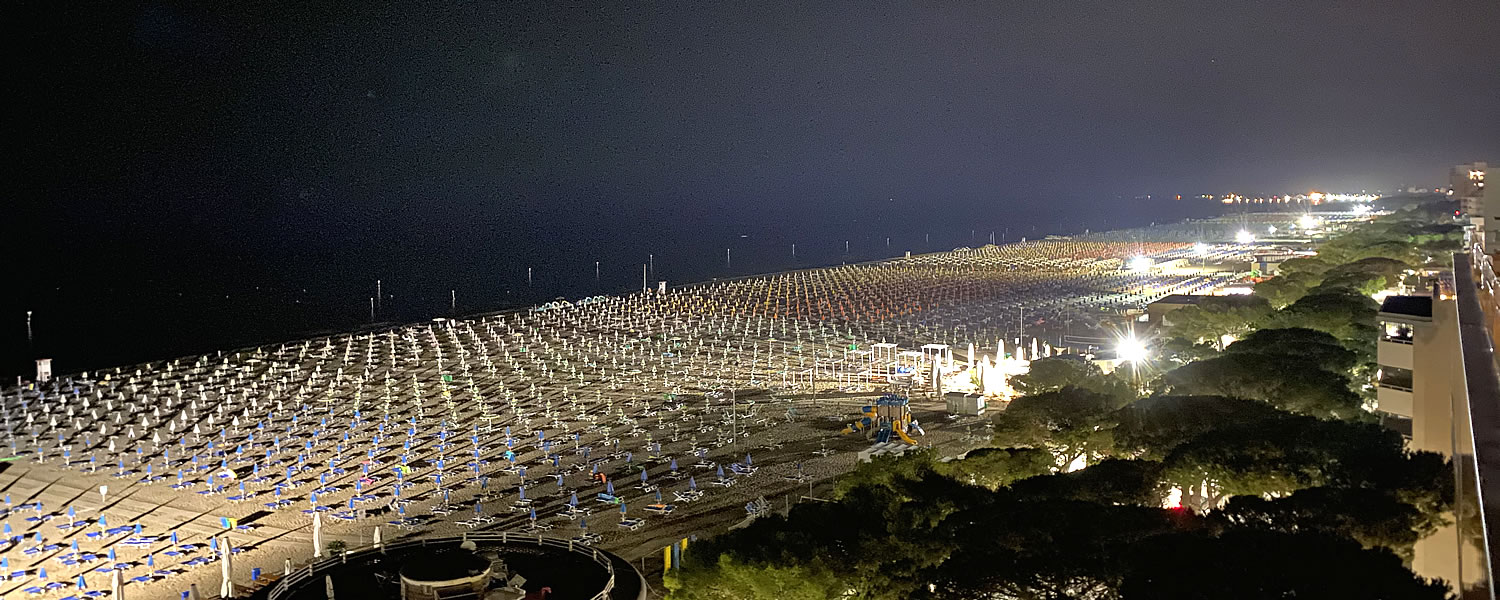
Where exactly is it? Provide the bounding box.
[1451,251,1498,597]
[1376,381,1414,393]
[266,533,615,600]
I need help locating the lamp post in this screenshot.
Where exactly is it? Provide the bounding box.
[1116,334,1149,393]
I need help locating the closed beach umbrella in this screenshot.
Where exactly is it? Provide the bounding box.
[312,512,324,558]
[220,535,234,598]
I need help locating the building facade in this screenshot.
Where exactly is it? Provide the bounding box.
[1453,161,1488,217]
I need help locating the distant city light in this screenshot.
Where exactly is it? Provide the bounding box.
[1297,214,1320,229]
[1266,225,1278,234]
[1128,256,1154,273]
[1235,229,1255,244]
[1193,242,1210,257]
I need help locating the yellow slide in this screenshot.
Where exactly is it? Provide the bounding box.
[893,427,918,445]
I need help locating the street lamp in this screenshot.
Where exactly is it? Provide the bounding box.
[1117,334,1148,365]
[1116,334,1150,394]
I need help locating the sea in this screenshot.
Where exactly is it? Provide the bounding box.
[2,197,1229,380]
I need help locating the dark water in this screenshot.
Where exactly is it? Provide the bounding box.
[3,197,1225,380]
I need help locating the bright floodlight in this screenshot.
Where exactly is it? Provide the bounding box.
[1193,242,1209,257]
[1266,225,1278,234]
[1352,204,1371,215]
[1128,256,1153,272]
[1235,229,1255,244]
[1297,214,1320,229]
[1117,335,1148,364]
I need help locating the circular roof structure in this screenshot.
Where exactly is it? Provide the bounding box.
[259,535,642,600]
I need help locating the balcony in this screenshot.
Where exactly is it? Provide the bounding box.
[1377,339,1415,370]
[1375,385,1413,418]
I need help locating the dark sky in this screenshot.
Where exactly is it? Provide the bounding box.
[5,1,1499,375]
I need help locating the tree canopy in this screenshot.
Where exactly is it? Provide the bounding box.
[1112,394,1290,460]
[1008,458,1167,506]
[1009,356,1134,400]
[1158,416,1427,511]
[939,447,1054,490]
[1162,295,1274,349]
[1217,487,1437,560]
[1120,530,1449,600]
[1221,327,1359,373]
[992,386,1133,468]
[1159,352,1363,419]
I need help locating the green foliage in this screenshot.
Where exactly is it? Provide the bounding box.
[992,386,1133,467]
[1113,395,1290,460]
[1269,290,1379,360]
[1276,256,1335,278]
[1120,530,1449,600]
[664,556,845,600]
[923,499,1196,600]
[1159,416,1417,511]
[1323,256,1411,288]
[1160,353,1364,419]
[1009,357,1134,400]
[1217,487,1436,560]
[1163,295,1274,349]
[938,447,1054,490]
[833,448,943,499]
[1221,327,1359,374]
[1253,270,1321,308]
[1009,459,1168,506]
[324,540,347,555]
[1159,336,1220,364]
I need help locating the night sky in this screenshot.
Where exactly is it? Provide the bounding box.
[7,1,1500,376]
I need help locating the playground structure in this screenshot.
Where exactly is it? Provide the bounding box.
[840,394,923,445]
